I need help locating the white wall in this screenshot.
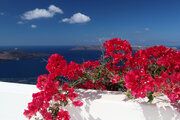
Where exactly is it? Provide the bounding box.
[0,82,179,120]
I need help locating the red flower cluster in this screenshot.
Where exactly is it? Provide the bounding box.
[24,54,83,120]
[24,38,180,120]
[125,69,154,98]
[110,74,121,84]
[125,49,151,70]
[46,53,67,77]
[82,60,99,69]
[155,72,180,103]
[65,61,83,80]
[104,38,132,65]
[125,44,180,102]
[24,75,62,119]
[56,109,71,120]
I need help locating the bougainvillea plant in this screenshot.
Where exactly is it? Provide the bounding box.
[24,38,180,120]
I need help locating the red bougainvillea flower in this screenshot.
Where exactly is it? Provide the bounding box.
[73,100,83,107]
[62,83,69,91]
[46,53,67,77]
[155,71,180,103]
[24,38,180,120]
[104,38,132,65]
[78,80,106,90]
[56,109,71,120]
[40,108,52,120]
[79,80,95,89]
[82,60,99,70]
[110,74,121,84]
[36,74,49,90]
[54,93,67,102]
[125,69,154,98]
[126,45,180,74]
[125,49,151,71]
[23,91,46,119]
[68,88,79,101]
[64,61,83,80]
[82,60,92,69]
[154,71,169,91]
[156,49,180,73]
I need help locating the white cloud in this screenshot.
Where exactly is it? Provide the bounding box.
[22,8,53,20]
[21,5,63,20]
[17,21,24,24]
[62,13,90,24]
[31,24,37,28]
[48,5,63,14]
[145,27,150,31]
[0,12,4,15]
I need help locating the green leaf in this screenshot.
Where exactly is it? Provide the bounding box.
[126,89,134,99]
[147,92,154,104]
[64,101,68,106]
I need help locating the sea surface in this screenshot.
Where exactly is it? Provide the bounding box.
[0,46,179,85]
[0,46,102,84]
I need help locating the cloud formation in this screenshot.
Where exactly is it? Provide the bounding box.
[48,5,63,13]
[21,5,63,20]
[31,24,37,28]
[62,13,90,24]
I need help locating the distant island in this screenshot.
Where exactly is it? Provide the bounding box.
[71,45,104,51]
[0,49,50,62]
[71,45,180,51]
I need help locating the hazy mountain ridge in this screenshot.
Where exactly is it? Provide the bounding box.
[71,45,180,51]
[0,49,50,62]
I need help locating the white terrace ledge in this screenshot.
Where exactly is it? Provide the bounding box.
[0,82,179,120]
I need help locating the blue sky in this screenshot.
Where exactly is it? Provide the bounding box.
[0,0,180,46]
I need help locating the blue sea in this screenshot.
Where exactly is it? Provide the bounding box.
[0,46,179,85]
[0,46,102,84]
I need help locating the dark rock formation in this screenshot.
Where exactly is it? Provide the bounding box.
[0,50,50,62]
